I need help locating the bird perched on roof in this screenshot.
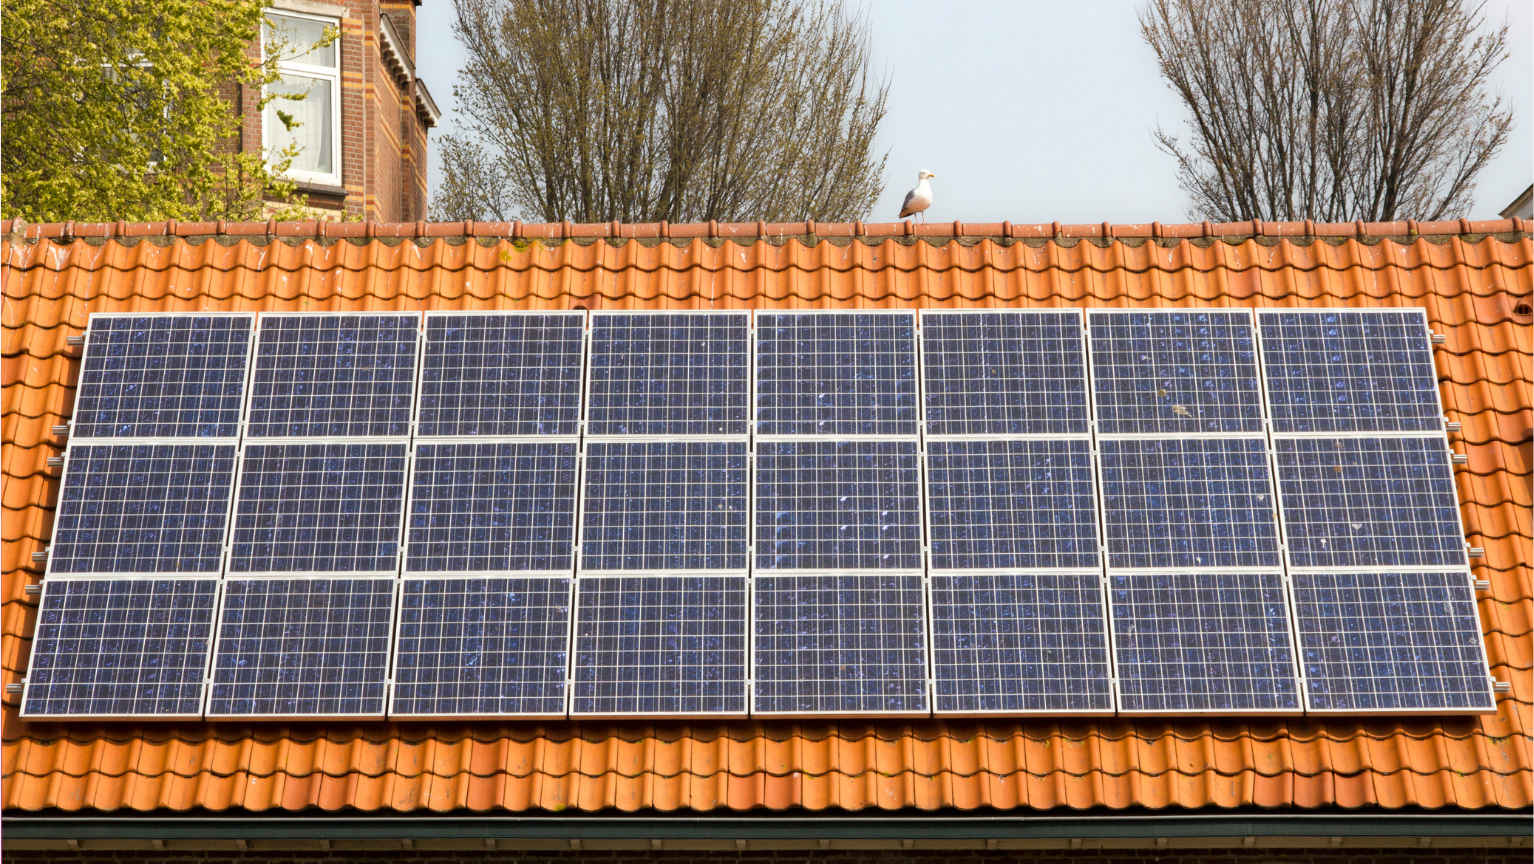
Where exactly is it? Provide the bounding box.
[897,170,935,221]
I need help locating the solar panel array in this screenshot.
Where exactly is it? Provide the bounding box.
[23,308,1493,720]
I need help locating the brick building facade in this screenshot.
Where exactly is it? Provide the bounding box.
[242,0,437,220]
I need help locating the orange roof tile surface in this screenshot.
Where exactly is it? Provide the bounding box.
[2,218,1530,815]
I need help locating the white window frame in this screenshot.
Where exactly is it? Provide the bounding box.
[261,9,342,187]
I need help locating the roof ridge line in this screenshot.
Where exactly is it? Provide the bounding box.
[5,217,1531,243]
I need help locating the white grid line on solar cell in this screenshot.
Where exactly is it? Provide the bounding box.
[1272,436,1468,570]
[20,576,219,719]
[1291,570,1494,714]
[405,440,579,576]
[570,575,748,717]
[1097,437,1283,571]
[1086,309,1265,436]
[754,440,924,572]
[1256,308,1445,435]
[577,440,749,573]
[584,311,750,437]
[205,576,395,718]
[928,571,1113,715]
[416,311,586,438]
[1106,571,1302,714]
[46,443,239,577]
[924,439,1100,571]
[751,572,929,716]
[389,576,572,718]
[245,311,421,438]
[754,310,919,437]
[73,313,255,441]
[228,441,409,576]
[919,309,1090,437]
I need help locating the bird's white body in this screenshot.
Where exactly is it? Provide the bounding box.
[898,170,935,219]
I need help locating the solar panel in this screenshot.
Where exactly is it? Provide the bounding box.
[753,573,928,714]
[1292,571,1493,712]
[755,311,918,437]
[579,440,748,572]
[1098,437,1281,570]
[1108,572,1301,712]
[230,442,408,575]
[417,311,586,437]
[1274,436,1466,569]
[929,572,1113,714]
[246,312,420,438]
[391,576,571,717]
[1258,309,1442,434]
[20,577,218,719]
[406,441,578,575]
[586,311,749,436]
[207,577,394,717]
[1088,309,1264,435]
[571,575,747,715]
[48,443,237,576]
[920,309,1089,436]
[754,440,923,571]
[926,439,1099,571]
[72,313,253,439]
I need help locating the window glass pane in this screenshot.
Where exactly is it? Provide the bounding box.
[265,13,336,68]
[266,74,334,177]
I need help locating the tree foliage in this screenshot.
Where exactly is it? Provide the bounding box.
[2,0,314,222]
[1140,0,1513,222]
[432,0,889,223]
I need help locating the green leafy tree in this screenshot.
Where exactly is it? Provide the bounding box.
[2,0,326,222]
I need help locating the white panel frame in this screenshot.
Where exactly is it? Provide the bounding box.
[204,574,397,721]
[20,574,223,721]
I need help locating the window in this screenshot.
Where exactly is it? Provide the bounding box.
[263,10,341,186]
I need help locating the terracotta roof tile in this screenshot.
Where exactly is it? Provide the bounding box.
[2,220,1530,815]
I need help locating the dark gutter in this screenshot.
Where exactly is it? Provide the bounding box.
[5,812,1530,852]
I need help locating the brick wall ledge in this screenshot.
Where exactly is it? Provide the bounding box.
[4,217,1530,244]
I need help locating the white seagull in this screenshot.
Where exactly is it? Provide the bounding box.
[897,170,935,221]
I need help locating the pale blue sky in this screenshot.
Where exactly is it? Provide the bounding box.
[415,0,1533,223]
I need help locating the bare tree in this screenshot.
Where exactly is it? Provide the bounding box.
[1140,0,1513,222]
[432,0,889,223]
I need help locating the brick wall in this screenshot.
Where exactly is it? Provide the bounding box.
[5,849,1527,864]
[250,0,430,220]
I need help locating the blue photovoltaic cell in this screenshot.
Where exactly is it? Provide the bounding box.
[418,312,585,436]
[407,442,578,574]
[72,314,252,439]
[1109,572,1301,712]
[392,577,572,716]
[48,443,237,575]
[753,573,927,714]
[926,439,1099,571]
[1258,309,1441,434]
[207,578,394,717]
[1274,436,1465,569]
[579,441,748,571]
[246,313,419,437]
[930,572,1113,714]
[1088,310,1264,434]
[921,310,1089,436]
[572,576,747,715]
[230,442,407,574]
[755,312,918,436]
[1098,437,1281,570]
[1293,571,1493,712]
[21,578,217,718]
[755,440,923,571]
[586,312,749,436]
